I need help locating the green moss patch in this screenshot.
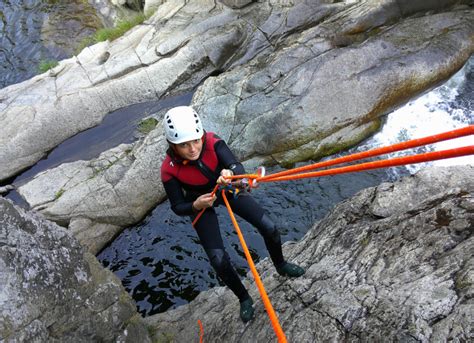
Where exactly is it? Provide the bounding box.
[95,13,148,42]
[39,59,59,73]
[138,117,158,135]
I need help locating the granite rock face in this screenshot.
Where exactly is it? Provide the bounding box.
[13,0,474,253]
[0,198,151,342]
[194,4,474,167]
[144,165,474,342]
[1,1,473,182]
[18,128,168,255]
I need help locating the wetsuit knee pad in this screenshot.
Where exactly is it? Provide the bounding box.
[206,248,249,301]
[259,214,281,243]
[207,249,232,274]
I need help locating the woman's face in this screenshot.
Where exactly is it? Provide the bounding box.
[174,139,203,161]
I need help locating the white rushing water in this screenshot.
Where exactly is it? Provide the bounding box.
[358,56,474,175]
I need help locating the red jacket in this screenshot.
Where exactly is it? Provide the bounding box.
[161,131,244,216]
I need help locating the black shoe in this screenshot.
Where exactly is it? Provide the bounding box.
[276,262,305,277]
[239,297,255,323]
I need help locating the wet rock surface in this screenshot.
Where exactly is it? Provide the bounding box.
[195,6,474,167]
[0,197,151,342]
[12,1,474,254]
[17,128,168,254]
[1,0,473,182]
[1,1,473,342]
[144,165,474,342]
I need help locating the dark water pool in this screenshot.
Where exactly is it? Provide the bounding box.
[0,0,102,89]
[2,0,470,319]
[97,166,394,316]
[5,92,193,205]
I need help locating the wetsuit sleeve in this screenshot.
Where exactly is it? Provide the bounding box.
[162,178,195,216]
[214,140,246,175]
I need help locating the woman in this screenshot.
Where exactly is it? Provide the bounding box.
[160,106,304,322]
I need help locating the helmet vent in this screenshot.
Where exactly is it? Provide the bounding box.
[163,106,203,144]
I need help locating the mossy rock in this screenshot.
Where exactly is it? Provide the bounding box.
[138,117,159,135]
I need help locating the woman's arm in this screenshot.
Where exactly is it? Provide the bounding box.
[163,178,216,216]
[214,140,246,175]
[162,178,195,216]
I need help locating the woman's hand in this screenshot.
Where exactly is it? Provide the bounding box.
[217,169,233,185]
[192,193,217,211]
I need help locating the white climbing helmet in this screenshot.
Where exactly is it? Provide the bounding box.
[163,106,204,144]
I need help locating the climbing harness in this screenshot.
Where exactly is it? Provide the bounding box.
[191,167,266,226]
[193,125,474,342]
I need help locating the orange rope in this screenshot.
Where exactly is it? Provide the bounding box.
[198,320,204,343]
[192,185,219,227]
[227,173,259,180]
[260,125,474,181]
[258,145,474,182]
[194,126,474,187]
[192,127,473,225]
[187,127,473,341]
[222,190,288,343]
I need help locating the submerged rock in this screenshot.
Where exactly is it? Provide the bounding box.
[0,197,151,342]
[144,165,474,342]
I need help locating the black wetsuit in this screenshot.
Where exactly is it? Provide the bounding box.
[161,132,285,301]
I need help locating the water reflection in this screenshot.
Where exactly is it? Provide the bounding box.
[0,0,102,89]
[5,92,193,207]
[98,168,388,316]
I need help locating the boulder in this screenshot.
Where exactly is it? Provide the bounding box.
[18,129,168,254]
[2,0,473,183]
[0,0,246,182]
[17,1,474,253]
[89,0,126,26]
[144,0,166,14]
[144,165,474,342]
[0,197,151,342]
[194,6,474,167]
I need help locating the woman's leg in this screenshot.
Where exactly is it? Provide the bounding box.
[226,193,285,267]
[226,193,305,277]
[193,207,250,302]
